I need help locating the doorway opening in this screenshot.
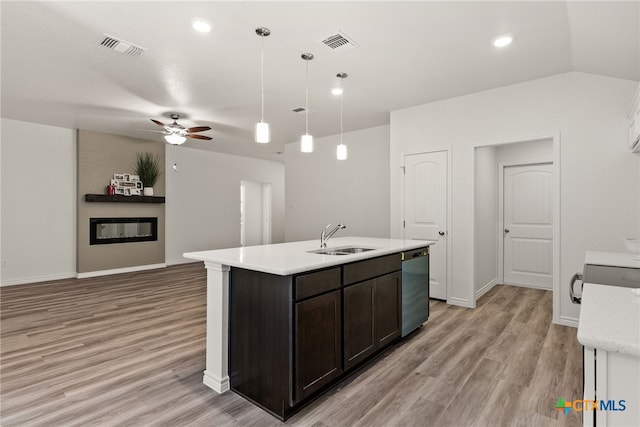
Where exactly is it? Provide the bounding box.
[240,180,272,247]
[473,135,560,322]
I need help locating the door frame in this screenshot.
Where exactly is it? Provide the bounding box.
[401,147,453,305]
[471,132,561,324]
[498,161,554,289]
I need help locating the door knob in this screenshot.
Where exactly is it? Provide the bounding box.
[438,231,445,236]
[504,228,510,233]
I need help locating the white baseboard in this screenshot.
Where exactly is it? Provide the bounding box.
[0,272,77,287]
[77,263,166,279]
[166,258,200,266]
[475,278,498,299]
[203,370,230,394]
[557,315,579,328]
[447,297,475,308]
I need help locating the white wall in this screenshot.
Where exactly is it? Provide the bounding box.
[496,138,553,165]
[165,144,284,264]
[474,146,498,295]
[391,72,640,325]
[1,118,76,285]
[285,125,390,242]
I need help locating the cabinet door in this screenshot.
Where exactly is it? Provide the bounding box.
[375,271,401,348]
[295,290,342,402]
[343,279,375,370]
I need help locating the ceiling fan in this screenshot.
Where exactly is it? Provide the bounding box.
[150,113,212,145]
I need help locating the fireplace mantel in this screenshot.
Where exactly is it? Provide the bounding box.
[84,194,165,203]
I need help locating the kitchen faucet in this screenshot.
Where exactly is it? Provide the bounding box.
[320,223,346,248]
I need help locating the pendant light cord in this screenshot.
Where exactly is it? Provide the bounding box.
[260,36,265,122]
[340,92,344,143]
[305,60,309,133]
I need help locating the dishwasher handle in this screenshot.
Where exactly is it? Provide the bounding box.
[570,272,583,304]
[401,248,429,261]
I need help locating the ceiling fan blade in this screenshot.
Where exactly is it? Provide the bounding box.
[150,119,166,127]
[186,126,212,133]
[187,134,213,141]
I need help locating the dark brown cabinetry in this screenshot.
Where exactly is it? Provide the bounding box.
[294,289,342,401]
[374,271,401,347]
[343,279,375,369]
[229,253,404,421]
[293,267,342,401]
[343,270,401,371]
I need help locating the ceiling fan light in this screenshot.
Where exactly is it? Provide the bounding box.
[165,134,187,145]
[255,121,270,143]
[337,143,347,160]
[300,134,314,153]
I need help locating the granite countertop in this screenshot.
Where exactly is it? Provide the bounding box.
[585,251,640,268]
[183,236,435,276]
[577,283,640,357]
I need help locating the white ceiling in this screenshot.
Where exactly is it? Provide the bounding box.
[2,1,639,162]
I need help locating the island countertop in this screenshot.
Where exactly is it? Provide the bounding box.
[577,283,640,357]
[584,251,640,268]
[183,236,435,276]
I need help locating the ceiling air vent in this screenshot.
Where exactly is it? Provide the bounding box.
[321,31,358,53]
[98,34,147,57]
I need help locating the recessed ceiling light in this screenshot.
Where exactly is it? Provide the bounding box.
[192,20,212,33]
[493,35,513,48]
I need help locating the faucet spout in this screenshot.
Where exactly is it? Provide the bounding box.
[320,223,346,247]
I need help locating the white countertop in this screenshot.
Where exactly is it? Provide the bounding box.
[577,283,640,357]
[585,251,640,269]
[183,236,435,276]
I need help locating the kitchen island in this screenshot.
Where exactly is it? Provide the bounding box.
[183,236,434,419]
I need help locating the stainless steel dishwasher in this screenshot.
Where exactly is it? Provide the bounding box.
[401,247,430,337]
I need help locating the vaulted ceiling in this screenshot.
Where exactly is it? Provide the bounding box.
[2,1,639,162]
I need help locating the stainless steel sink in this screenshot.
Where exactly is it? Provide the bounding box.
[336,247,376,254]
[308,246,377,256]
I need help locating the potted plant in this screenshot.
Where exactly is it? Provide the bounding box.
[133,152,161,196]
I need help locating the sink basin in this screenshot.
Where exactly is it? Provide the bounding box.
[335,247,376,254]
[308,246,377,256]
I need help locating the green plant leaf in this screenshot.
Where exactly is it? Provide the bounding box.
[133,152,161,187]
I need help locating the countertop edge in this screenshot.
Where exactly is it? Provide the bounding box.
[577,283,640,358]
[183,238,435,276]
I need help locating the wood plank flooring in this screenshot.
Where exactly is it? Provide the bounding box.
[1,263,582,426]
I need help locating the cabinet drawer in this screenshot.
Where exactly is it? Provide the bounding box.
[343,253,401,286]
[295,267,341,300]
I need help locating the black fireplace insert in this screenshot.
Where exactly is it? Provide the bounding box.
[90,217,158,245]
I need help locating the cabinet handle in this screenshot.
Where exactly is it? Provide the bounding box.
[570,273,583,304]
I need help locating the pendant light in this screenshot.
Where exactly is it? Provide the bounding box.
[255,27,271,144]
[300,53,314,153]
[336,73,348,160]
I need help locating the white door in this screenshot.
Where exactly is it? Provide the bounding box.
[404,151,448,300]
[503,163,553,289]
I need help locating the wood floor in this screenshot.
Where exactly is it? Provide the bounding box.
[1,263,582,426]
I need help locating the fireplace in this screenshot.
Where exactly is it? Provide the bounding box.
[90,217,158,245]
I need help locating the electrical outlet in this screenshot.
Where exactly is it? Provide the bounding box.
[1,259,7,268]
